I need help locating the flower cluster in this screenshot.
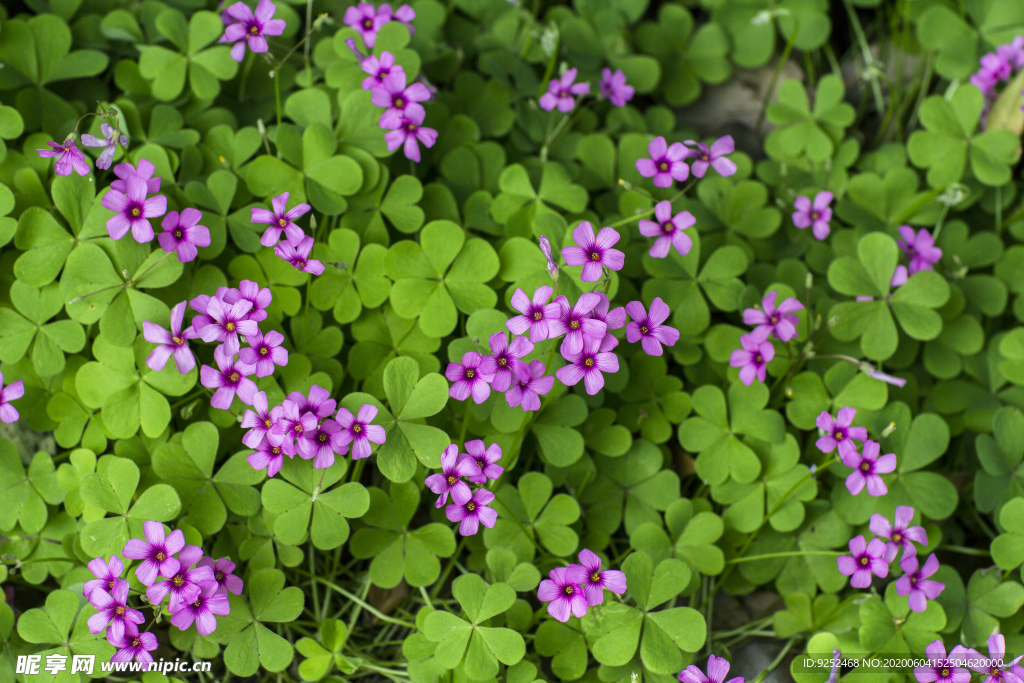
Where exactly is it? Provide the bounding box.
[86,521,242,665]
[729,290,804,386]
[539,67,633,113]
[427,441,503,536]
[970,36,1024,103]
[344,2,415,49]
[220,0,286,62]
[251,192,324,275]
[537,549,626,622]
[815,407,897,496]
[636,135,737,188]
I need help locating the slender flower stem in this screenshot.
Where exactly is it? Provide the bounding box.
[431,536,467,600]
[725,550,842,564]
[295,570,415,628]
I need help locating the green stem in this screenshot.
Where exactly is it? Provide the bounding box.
[842,0,886,116]
[238,51,255,103]
[725,550,842,564]
[295,570,415,628]
[274,71,282,128]
[431,536,467,599]
[937,544,990,557]
[756,17,798,133]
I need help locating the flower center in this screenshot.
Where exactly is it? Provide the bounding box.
[754,354,763,363]
[131,207,141,217]
[194,598,203,607]
[892,532,902,542]
[406,123,417,131]
[156,552,166,562]
[658,162,668,172]
[569,320,580,329]
[640,325,649,334]
[584,357,594,367]
[770,315,778,324]
[447,475,457,485]
[363,18,373,28]
[249,24,259,34]
[216,571,224,581]
[466,369,475,379]
[941,669,949,678]
[394,97,405,108]
[229,371,240,382]
[174,229,183,239]
[466,502,475,511]
[563,585,574,595]
[264,418,272,428]
[278,217,287,227]
[353,424,362,433]
[172,336,183,345]
[64,147,71,153]
[590,571,601,583]
[133,637,142,647]
[663,223,673,233]
[259,346,269,355]
[108,580,115,589]
[498,357,507,366]
[532,310,543,321]
[115,606,125,615]
[271,446,281,455]
[835,430,845,441]
[860,462,871,472]
[173,575,184,586]
[226,322,236,331]
[810,211,819,221]
[859,556,869,566]
[294,425,304,434]
[477,459,486,469]
[589,250,601,261]
[699,154,709,161]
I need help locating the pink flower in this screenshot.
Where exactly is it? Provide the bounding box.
[37,137,91,176]
[686,135,737,178]
[815,407,867,459]
[288,385,337,420]
[913,641,971,683]
[146,544,213,613]
[81,123,125,170]
[446,352,494,404]
[87,579,144,643]
[598,68,634,107]
[378,3,416,34]
[870,505,928,562]
[896,553,945,613]
[968,634,1023,683]
[122,521,185,585]
[729,328,774,386]
[372,70,432,129]
[110,159,161,195]
[556,335,619,395]
[550,293,607,356]
[108,623,158,666]
[841,439,896,496]
[199,297,259,347]
[248,438,289,477]
[241,391,283,448]
[459,440,503,484]
[539,236,558,279]
[636,136,690,187]
[227,279,273,322]
[252,192,310,248]
[273,399,319,446]
[197,557,245,596]
[446,487,498,536]
[898,225,942,274]
[590,293,626,348]
[562,221,625,282]
[426,444,476,507]
[384,109,438,162]
[222,0,286,62]
[998,37,1024,69]
[565,549,626,606]
[638,200,694,258]
[480,332,533,392]
[335,404,387,460]
[101,175,167,243]
[200,345,258,409]
[0,371,24,424]
[836,535,888,588]
[506,286,561,343]
[344,3,389,48]
[143,301,198,374]
[276,235,325,275]
[625,298,679,356]
[299,419,345,469]
[539,68,590,112]
[84,556,125,601]
[505,360,553,412]
[169,581,230,635]
[678,655,744,683]
[361,51,401,90]
[792,191,833,240]
[537,566,588,622]
[743,291,803,342]
[158,209,210,262]
[239,329,288,377]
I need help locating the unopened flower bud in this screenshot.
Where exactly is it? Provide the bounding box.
[880,421,897,438]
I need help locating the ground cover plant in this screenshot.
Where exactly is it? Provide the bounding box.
[5,0,1024,682]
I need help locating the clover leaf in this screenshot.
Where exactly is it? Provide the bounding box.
[635,4,728,106]
[0,438,63,534]
[991,497,1024,571]
[348,305,442,398]
[485,548,542,593]
[490,163,588,228]
[765,76,855,162]
[0,280,84,378]
[530,393,588,467]
[697,177,782,239]
[617,355,692,444]
[309,228,391,324]
[838,166,943,231]
[534,619,588,680]
[297,619,359,681]
[16,590,114,682]
[486,471,581,559]
[629,498,725,576]
[785,363,888,431]
[961,569,1024,648]
[858,580,946,654]
[973,407,1024,513]
[138,9,239,101]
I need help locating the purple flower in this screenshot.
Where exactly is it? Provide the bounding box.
[426,444,476,507]
[108,623,158,666]
[273,400,319,446]
[222,0,286,62]
[81,124,125,170]
[685,135,737,178]
[480,332,533,392]
[862,362,908,388]
[253,192,310,248]
[146,544,213,613]
[37,137,91,176]
[968,634,1022,683]
[836,535,888,588]
[598,68,634,107]
[143,302,199,375]
[743,291,803,342]
[84,556,124,601]
[562,221,624,282]
[870,505,928,562]
[299,419,345,469]
[344,2,389,48]
[111,159,161,195]
[636,136,690,188]
[87,579,144,642]
[248,438,289,477]
[158,208,211,263]
[537,567,588,622]
[361,51,401,90]
[446,352,494,404]
[384,110,438,163]
[0,372,24,424]
[896,553,945,613]
[241,391,283,448]
[565,549,626,606]
[197,557,245,596]
[539,68,590,112]
[101,175,167,243]
[199,297,259,347]
[913,641,971,683]
[815,407,867,459]
[678,654,744,683]
[200,345,258,409]
[550,293,607,356]
[372,70,432,129]
[638,200,694,258]
[505,360,554,412]
[226,280,273,322]
[276,235,325,275]
[898,225,942,275]
[556,335,619,395]
[625,298,679,356]
[590,293,626,348]
[999,37,1024,69]
[122,521,185,585]
[728,328,774,386]
[507,286,560,343]
[459,440,503,484]
[841,439,896,496]
[379,3,416,34]
[239,329,288,377]
[170,581,230,636]
[446,487,498,536]
[336,404,387,459]
[792,192,833,240]
[290,385,337,420]
[539,236,559,279]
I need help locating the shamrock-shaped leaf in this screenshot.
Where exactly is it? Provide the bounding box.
[0,438,63,534]
[697,177,782,239]
[617,354,692,444]
[490,163,588,226]
[785,363,888,431]
[858,580,946,654]
[530,394,588,467]
[629,498,725,575]
[16,590,114,682]
[297,619,360,680]
[309,228,391,324]
[635,4,728,106]
[138,9,239,101]
[486,472,581,559]
[485,548,542,592]
[961,569,1024,647]
[0,281,84,378]
[973,407,1024,514]
[765,76,855,162]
